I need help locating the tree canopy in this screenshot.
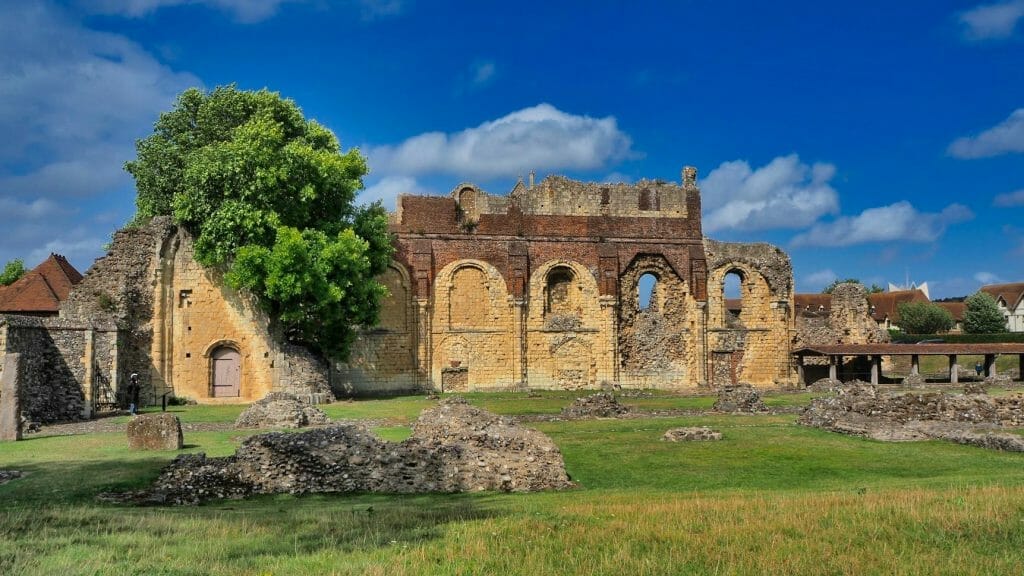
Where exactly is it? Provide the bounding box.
[0,259,26,286]
[823,278,884,294]
[963,291,1007,334]
[125,86,392,357]
[896,301,954,334]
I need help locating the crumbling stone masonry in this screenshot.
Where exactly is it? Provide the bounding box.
[1,216,331,416]
[338,169,799,393]
[120,398,573,505]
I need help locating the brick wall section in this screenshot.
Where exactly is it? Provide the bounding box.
[340,171,807,392]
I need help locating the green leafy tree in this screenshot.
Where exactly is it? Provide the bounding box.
[896,301,954,334]
[0,259,26,286]
[963,291,1007,334]
[823,278,884,294]
[125,86,393,357]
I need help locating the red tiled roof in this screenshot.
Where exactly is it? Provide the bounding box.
[867,289,929,322]
[934,301,966,322]
[794,293,833,315]
[0,254,83,314]
[980,282,1024,311]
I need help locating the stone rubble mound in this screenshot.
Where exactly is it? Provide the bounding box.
[662,427,722,442]
[122,397,573,505]
[799,383,1024,450]
[713,384,767,413]
[234,392,330,429]
[901,372,926,388]
[560,393,631,419]
[807,377,841,392]
[0,470,22,485]
[985,374,1014,388]
[963,381,989,395]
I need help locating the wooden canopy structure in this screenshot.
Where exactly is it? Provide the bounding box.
[792,343,1024,385]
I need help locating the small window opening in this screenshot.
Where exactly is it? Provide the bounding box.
[724,272,743,320]
[638,273,658,310]
[546,267,575,314]
[178,289,192,308]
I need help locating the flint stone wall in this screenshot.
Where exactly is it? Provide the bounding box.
[134,398,573,505]
[234,392,330,429]
[800,383,1024,449]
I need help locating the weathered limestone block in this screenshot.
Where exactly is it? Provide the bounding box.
[127,413,183,450]
[713,383,767,413]
[662,427,722,441]
[234,392,330,429]
[903,373,926,388]
[0,354,23,441]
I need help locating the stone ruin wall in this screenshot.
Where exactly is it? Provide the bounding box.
[795,283,890,348]
[703,239,796,387]
[340,170,798,393]
[0,316,118,423]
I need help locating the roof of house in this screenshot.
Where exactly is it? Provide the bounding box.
[934,301,966,322]
[0,254,83,314]
[794,293,833,315]
[980,282,1024,311]
[867,289,929,323]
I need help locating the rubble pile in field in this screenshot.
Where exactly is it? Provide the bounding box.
[122,397,573,505]
[559,393,631,419]
[662,427,722,442]
[234,392,330,429]
[713,384,767,413]
[799,382,1024,451]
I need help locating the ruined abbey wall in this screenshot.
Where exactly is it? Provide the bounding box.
[339,169,799,393]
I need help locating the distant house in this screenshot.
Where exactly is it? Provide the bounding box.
[0,254,83,316]
[979,282,1024,332]
[933,301,966,334]
[866,289,929,331]
[794,293,833,317]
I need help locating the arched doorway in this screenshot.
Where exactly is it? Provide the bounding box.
[211,346,241,398]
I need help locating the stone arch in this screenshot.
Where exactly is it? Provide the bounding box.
[552,337,595,389]
[528,259,599,330]
[618,254,689,373]
[706,262,772,329]
[376,262,412,332]
[453,183,481,221]
[206,341,241,398]
[435,259,510,329]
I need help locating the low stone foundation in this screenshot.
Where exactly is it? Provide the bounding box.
[662,427,722,441]
[799,383,1024,450]
[116,398,573,505]
[127,413,183,451]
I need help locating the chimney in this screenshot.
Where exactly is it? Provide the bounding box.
[529,170,535,189]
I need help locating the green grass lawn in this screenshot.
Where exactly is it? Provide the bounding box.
[3,391,1024,575]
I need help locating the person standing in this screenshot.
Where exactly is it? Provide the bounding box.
[127,373,140,415]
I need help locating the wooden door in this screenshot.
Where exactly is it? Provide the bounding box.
[212,347,241,397]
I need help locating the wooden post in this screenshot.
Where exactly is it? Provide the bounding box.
[949,354,958,384]
[796,354,805,386]
[869,355,879,385]
[910,354,919,375]
[829,355,838,381]
[985,354,996,377]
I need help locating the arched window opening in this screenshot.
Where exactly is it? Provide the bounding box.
[546,267,576,315]
[638,273,658,311]
[724,271,743,324]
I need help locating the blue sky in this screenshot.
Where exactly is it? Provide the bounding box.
[1,0,1022,298]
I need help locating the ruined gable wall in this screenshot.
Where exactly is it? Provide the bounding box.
[152,228,330,403]
[794,283,890,347]
[704,239,796,387]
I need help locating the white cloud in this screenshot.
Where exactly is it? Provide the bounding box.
[959,0,1024,40]
[367,103,634,179]
[0,2,198,269]
[974,271,1005,284]
[470,60,496,87]
[602,172,633,184]
[358,176,436,210]
[791,202,974,247]
[699,154,840,232]
[804,269,838,290]
[993,189,1024,206]
[83,0,305,23]
[948,108,1024,158]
